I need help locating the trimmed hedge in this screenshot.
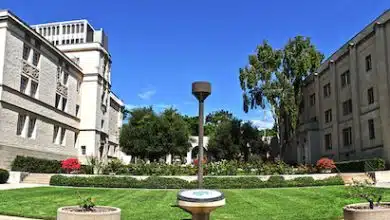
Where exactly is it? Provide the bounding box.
[335,158,385,173]
[0,169,9,184]
[50,175,344,189]
[11,156,61,173]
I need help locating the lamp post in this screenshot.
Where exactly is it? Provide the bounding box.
[192,81,211,188]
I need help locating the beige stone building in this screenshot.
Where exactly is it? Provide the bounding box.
[0,10,128,169]
[287,9,390,164]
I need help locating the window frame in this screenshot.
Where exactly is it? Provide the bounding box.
[366,55,372,72]
[369,119,375,140]
[343,127,353,147]
[325,133,332,150]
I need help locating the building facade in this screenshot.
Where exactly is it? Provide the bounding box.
[289,9,390,164]
[0,10,127,169]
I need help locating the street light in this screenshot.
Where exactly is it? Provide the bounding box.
[192,81,211,188]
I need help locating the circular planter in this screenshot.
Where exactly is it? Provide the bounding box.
[344,202,390,220]
[320,169,332,173]
[57,206,121,220]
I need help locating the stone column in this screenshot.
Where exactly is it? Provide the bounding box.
[349,43,362,155]
[186,149,192,165]
[375,22,390,163]
[166,154,172,164]
[330,61,340,161]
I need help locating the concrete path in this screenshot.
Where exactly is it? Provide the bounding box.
[0,183,47,190]
[0,216,40,220]
[375,182,390,188]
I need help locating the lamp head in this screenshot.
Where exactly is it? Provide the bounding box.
[192,81,211,102]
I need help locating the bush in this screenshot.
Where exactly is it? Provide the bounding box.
[0,169,9,184]
[336,158,385,172]
[50,175,344,189]
[316,158,336,170]
[11,156,61,173]
[61,158,81,174]
[103,159,128,175]
[142,176,191,189]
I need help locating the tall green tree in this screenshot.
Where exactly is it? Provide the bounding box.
[120,107,191,161]
[159,108,191,156]
[208,119,241,160]
[239,36,324,158]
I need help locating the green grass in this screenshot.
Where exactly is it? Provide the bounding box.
[0,186,386,220]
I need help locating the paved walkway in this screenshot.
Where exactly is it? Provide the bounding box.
[0,183,47,190]
[0,216,40,220]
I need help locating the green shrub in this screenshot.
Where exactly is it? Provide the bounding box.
[11,156,61,173]
[0,169,9,184]
[102,159,128,175]
[142,176,191,189]
[50,174,344,189]
[290,177,315,187]
[335,158,385,172]
[203,177,264,189]
[50,175,141,188]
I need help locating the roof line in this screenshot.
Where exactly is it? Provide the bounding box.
[0,10,83,73]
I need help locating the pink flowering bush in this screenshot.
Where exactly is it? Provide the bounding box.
[316,158,336,170]
[61,158,81,173]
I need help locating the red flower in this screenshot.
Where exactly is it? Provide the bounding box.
[194,158,207,166]
[61,158,81,173]
[316,158,336,169]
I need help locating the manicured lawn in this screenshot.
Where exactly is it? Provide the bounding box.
[0,186,386,220]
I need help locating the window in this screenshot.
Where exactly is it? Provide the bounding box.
[27,117,36,138]
[323,83,331,97]
[30,81,38,98]
[60,128,66,145]
[77,81,81,92]
[20,76,28,94]
[16,114,26,136]
[80,38,84,43]
[67,25,70,34]
[71,39,75,44]
[32,50,40,66]
[66,39,70,44]
[366,55,372,71]
[81,146,86,155]
[325,134,332,150]
[80,24,84,32]
[62,98,67,111]
[56,26,60,35]
[55,94,61,108]
[310,93,315,106]
[23,45,30,61]
[325,109,332,123]
[76,104,80,116]
[63,72,69,85]
[75,39,79,44]
[48,27,51,36]
[62,40,65,44]
[343,127,352,146]
[52,27,55,35]
[74,132,78,147]
[369,119,375,140]
[101,120,104,129]
[53,125,59,143]
[343,99,353,115]
[368,87,374,104]
[62,25,66,34]
[341,70,350,87]
[76,24,80,33]
[43,28,47,36]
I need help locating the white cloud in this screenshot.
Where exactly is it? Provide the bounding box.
[138,89,156,100]
[250,119,274,130]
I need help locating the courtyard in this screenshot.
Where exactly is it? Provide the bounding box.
[0,186,385,220]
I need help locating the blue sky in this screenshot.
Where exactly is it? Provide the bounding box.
[2,0,390,128]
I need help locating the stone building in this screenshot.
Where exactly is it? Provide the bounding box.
[0,10,128,169]
[288,9,390,164]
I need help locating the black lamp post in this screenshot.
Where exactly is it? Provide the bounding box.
[192,81,211,188]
